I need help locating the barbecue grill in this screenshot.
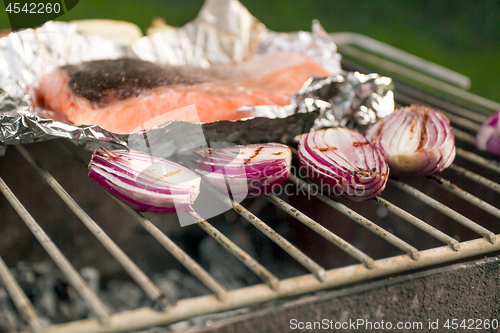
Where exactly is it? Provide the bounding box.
[0,33,499,333]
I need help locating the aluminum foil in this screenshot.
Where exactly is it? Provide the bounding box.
[294,71,394,130]
[0,0,394,157]
[247,71,394,132]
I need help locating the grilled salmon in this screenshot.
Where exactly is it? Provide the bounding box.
[39,52,329,133]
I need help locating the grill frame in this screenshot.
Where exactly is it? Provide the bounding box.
[1,35,500,333]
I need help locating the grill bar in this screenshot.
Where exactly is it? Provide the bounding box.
[112,200,228,301]
[452,128,477,145]
[265,194,375,268]
[0,255,45,333]
[389,179,496,244]
[190,211,280,290]
[449,164,500,195]
[288,174,420,260]
[429,174,500,220]
[374,197,459,251]
[392,84,489,123]
[0,176,110,324]
[440,110,482,132]
[337,45,468,102]
[38,234,500,333]
[14,145,169,310]
[330,33,471,88]
[337,43,500,112]
[456,148,500,174]
[207,185,327,282]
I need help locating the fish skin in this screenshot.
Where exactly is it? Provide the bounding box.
[39,52,330,133]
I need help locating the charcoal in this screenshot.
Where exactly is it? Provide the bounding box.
[80,267,100,295]
[100,280,146,312]
[164,320,190,332]
[151,275,178,304]
[0,288,19,333]
[164,270,210,299]
[199,233,260,290]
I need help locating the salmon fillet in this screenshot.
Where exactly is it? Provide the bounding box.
[39,52,329,133]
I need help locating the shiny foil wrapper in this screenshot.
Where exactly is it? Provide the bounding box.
[0,0,393,157]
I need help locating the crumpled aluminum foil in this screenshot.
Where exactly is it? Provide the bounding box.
[0,0,394,157]
[247,71,394,131]
[294,71,394,130]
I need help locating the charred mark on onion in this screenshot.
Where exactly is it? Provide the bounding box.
[244,146,264,164]
[352,141,370,147]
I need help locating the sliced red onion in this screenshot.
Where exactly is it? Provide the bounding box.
[89,149,200,213]
[476,110,500,155]
[365,105,456,176]
[193,143,292,198]
[298,127,389,201]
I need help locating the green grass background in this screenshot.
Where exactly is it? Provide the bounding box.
[0,0,498,104]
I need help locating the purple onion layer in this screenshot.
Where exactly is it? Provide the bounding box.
[476,110,500,155]
[88,149,201,213]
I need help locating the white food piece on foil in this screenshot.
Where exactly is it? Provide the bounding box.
[70,19,144,45]
[146,18,177,36]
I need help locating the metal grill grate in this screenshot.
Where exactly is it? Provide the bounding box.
[1,37,500,333]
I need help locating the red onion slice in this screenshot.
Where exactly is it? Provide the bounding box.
[365,105,456,176]
[476,110,500,155]
[193,143,292,198]
[298,127,389,201]
[89,149,200,213]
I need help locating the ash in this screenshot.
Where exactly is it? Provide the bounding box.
[0,261,218,332]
